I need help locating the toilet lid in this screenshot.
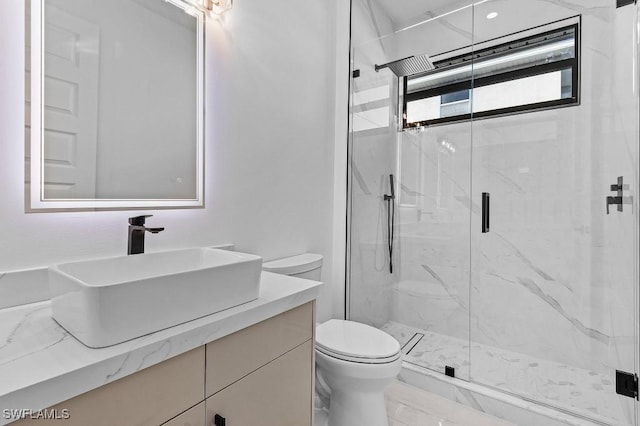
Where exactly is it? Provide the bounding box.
[262,253,323,275]
[316,320,400,361]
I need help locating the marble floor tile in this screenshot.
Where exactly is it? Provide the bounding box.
[314,381,513,426]
[385,380,516,426]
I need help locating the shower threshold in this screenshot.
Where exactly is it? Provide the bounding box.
[382,321,629,426]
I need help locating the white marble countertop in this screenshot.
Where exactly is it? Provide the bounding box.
[0,271,321,424]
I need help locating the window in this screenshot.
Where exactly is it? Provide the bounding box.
[402,22,579,128]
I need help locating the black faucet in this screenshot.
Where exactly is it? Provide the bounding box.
[128,215,165,255]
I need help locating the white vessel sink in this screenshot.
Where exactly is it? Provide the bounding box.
[49,248,262,348]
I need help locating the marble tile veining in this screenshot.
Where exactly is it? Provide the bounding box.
[350,1,638,426]
[386,380,516,426]
[0,272,321,426]
[314,381,515,426]
[383,321,628,425]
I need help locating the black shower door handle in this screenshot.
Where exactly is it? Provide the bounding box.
[482,192,490,233]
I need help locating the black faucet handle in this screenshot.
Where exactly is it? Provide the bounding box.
[610,176,630,193]
[129,215,154,226]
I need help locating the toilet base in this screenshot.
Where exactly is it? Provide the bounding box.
[314,405,329,426]
[327,390,389,426]
[313,322,401,426]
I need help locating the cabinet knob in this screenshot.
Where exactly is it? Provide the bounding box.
[214,414,226,426]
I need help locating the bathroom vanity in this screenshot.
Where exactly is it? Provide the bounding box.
[0,272,320,425]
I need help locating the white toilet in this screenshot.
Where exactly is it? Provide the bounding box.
[263,253,401,426]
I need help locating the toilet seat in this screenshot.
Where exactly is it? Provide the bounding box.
[316,345,401,364]
[316,320,401,364]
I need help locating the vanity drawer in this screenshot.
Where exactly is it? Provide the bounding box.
[205,301,313,397]
[12,346,205,426]
[205,340,313,426]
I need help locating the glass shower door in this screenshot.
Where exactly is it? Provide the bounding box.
[470,1,639,424]
[347,1,475,380]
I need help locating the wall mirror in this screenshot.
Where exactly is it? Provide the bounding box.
[27,0,204,210]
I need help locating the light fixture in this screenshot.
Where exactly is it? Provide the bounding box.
[180,0,233,16]
[203,0,233,15]
[486,11,499,20]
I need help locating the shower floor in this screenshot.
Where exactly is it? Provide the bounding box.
[381,321,627,425]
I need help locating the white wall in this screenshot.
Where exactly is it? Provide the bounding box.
[0,0,344,322]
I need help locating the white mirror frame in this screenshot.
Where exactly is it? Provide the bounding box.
[29,0,205,210]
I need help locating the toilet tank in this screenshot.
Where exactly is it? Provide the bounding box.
[262,253,323,281]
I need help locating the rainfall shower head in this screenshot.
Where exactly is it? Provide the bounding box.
[374,53,435,77]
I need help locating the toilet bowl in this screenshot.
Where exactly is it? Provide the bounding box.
[315,319,401,426]
[263,254,401,426]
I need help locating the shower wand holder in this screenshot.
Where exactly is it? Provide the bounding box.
[384,174,396,201]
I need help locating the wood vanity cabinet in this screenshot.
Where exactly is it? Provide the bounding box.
[12,346,206,426]
[163,402,206,426]
[12,302,314,426]
[205,341,312,426]
[204,303,314,426]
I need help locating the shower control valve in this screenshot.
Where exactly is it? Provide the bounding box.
[606,176,633,214]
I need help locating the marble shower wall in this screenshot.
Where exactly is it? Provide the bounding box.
[348,0,475,330]
[350,0,639,423]
[466,1,638,421]
[469,0,638,370]
[347,0,398,327]
[393,122,473,370]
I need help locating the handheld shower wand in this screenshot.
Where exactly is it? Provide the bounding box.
[384,175,395,274]
[384,174,395,201]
